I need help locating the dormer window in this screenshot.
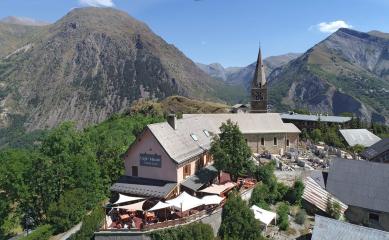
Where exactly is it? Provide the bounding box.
[190,133,198,141]
[203,130,210,137]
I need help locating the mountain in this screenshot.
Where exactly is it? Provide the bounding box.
[196,53,300,86]
[0,16,50,26]
[0,7,245,131]
[268,28,389,123]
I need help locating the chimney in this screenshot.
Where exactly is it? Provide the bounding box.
[167,114,177,130]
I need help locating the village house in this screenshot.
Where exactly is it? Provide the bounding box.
[110,113,300,199]
[361,138,389,163]
[326,158,389,231]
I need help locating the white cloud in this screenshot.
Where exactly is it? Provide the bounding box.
[312,20,353,33]
[79,0,115,7]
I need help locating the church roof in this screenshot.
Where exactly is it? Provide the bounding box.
[147,113,300,164]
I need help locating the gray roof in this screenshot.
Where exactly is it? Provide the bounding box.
[280,113,352,123]
[326,158,389,213]
[148,113,300,164]
[339,129,381,147]
[110,176,177,198]
[310,170,326,189]
[361,138,389,160]
[181,165,218,191]
[312,215,389,240]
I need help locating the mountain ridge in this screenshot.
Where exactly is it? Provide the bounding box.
[0,7,244,131]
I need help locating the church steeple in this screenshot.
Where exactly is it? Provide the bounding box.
[250,45,268,113]
[252,45,267,88]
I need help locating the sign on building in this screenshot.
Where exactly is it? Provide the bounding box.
[140,153,162,168]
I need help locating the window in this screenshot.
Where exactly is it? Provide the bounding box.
[369,213,380,223]
[183,164,191,178]
[273,137,278,146]
[203,130,210,137]
[261,137,265,146]
[286,139,290,147]
[132,166,138,177]
[190,133,198,141]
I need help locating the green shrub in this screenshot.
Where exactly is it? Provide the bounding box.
[295,209,306,225]
[277,202,290,231]
[148,222,214,240]
[327,200,341,220]
[20,225,53,240]
[68,205,105,240]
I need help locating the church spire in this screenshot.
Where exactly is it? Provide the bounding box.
[250,44,268,113]
[252,44,267,88]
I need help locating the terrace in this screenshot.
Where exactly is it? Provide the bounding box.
[100,176,257,232]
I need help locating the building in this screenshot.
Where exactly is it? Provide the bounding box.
[312,215,389,240]
[182,113,300,155]
[111,113,300,199]
[339,129,381,147]
[361,138,389,163]
[280,112,352,130]
[326,158,389,231]
[250,47,268,113]
[231,103,250,113]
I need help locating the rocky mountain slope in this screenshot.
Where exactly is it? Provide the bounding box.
[196,53,300,86]
[268,28,389,123]
[0,7,244,131]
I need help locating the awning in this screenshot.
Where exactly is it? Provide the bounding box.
[250,205,276,226]
[116,200,146,211]
[201,195,224,205]
[166,192,203,212]
[181,165,218,192]
[148,201,173,211]
[199,182,236,195]
[113,193,144,205]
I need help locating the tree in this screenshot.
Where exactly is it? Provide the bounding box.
[277,202,290,231]
[311,129,322,143]
[47,189,88,233]
[285,179,305,205]
[210,120,253,180]
[219,191,263,240]
[250,184,271,210]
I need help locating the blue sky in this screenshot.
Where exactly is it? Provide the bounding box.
[1,0,389,67]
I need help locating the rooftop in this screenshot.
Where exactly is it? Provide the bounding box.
[181,165,218,192]
[339,129,381,147]
[361,138,389,160]
[312,215,389,240]
[110,176,177,198]
[148,113,300,164]
[326,158,389,213]
[280,113,352,123]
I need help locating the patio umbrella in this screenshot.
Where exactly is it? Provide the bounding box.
[113,194,144,205]
[166,191,203,212]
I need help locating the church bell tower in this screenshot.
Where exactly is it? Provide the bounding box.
[250,46,268,113]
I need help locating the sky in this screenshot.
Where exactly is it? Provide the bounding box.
[1,0,389,67]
